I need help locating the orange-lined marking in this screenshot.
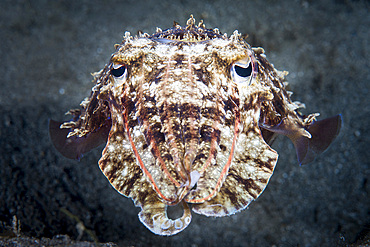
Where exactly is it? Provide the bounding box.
[186,114,240,203]
[124,110,176,203]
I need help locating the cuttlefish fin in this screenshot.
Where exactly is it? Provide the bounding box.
[299,114,342,164]
[261,114,342,165]
[49,119,110,160]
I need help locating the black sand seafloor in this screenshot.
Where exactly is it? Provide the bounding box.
[0,0,369,246]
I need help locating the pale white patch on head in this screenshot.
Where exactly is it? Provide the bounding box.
[211,38,231,48]
[134,38,152,47]
[191,43,207,54]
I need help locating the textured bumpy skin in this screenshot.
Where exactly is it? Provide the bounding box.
[49,16,341,235]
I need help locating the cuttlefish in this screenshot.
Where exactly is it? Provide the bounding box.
[50,16,341,235]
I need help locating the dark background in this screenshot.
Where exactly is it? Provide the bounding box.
[1,0,369,246]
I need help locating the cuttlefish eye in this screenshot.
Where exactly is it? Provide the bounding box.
[111,64,127,77]
[231,57,254,84]
[111,63,127,85]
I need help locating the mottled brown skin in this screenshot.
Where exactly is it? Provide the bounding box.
[49,16,341,235]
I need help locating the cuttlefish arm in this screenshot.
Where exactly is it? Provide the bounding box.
[49,119,110,160]
[97,118,192,235]
[261,114,342,165]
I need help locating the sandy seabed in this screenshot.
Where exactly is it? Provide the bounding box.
[0,0,369,246]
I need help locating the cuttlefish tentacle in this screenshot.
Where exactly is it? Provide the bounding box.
[98,120,192,235]
[192,109,278,216]
[139,199,191,235]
